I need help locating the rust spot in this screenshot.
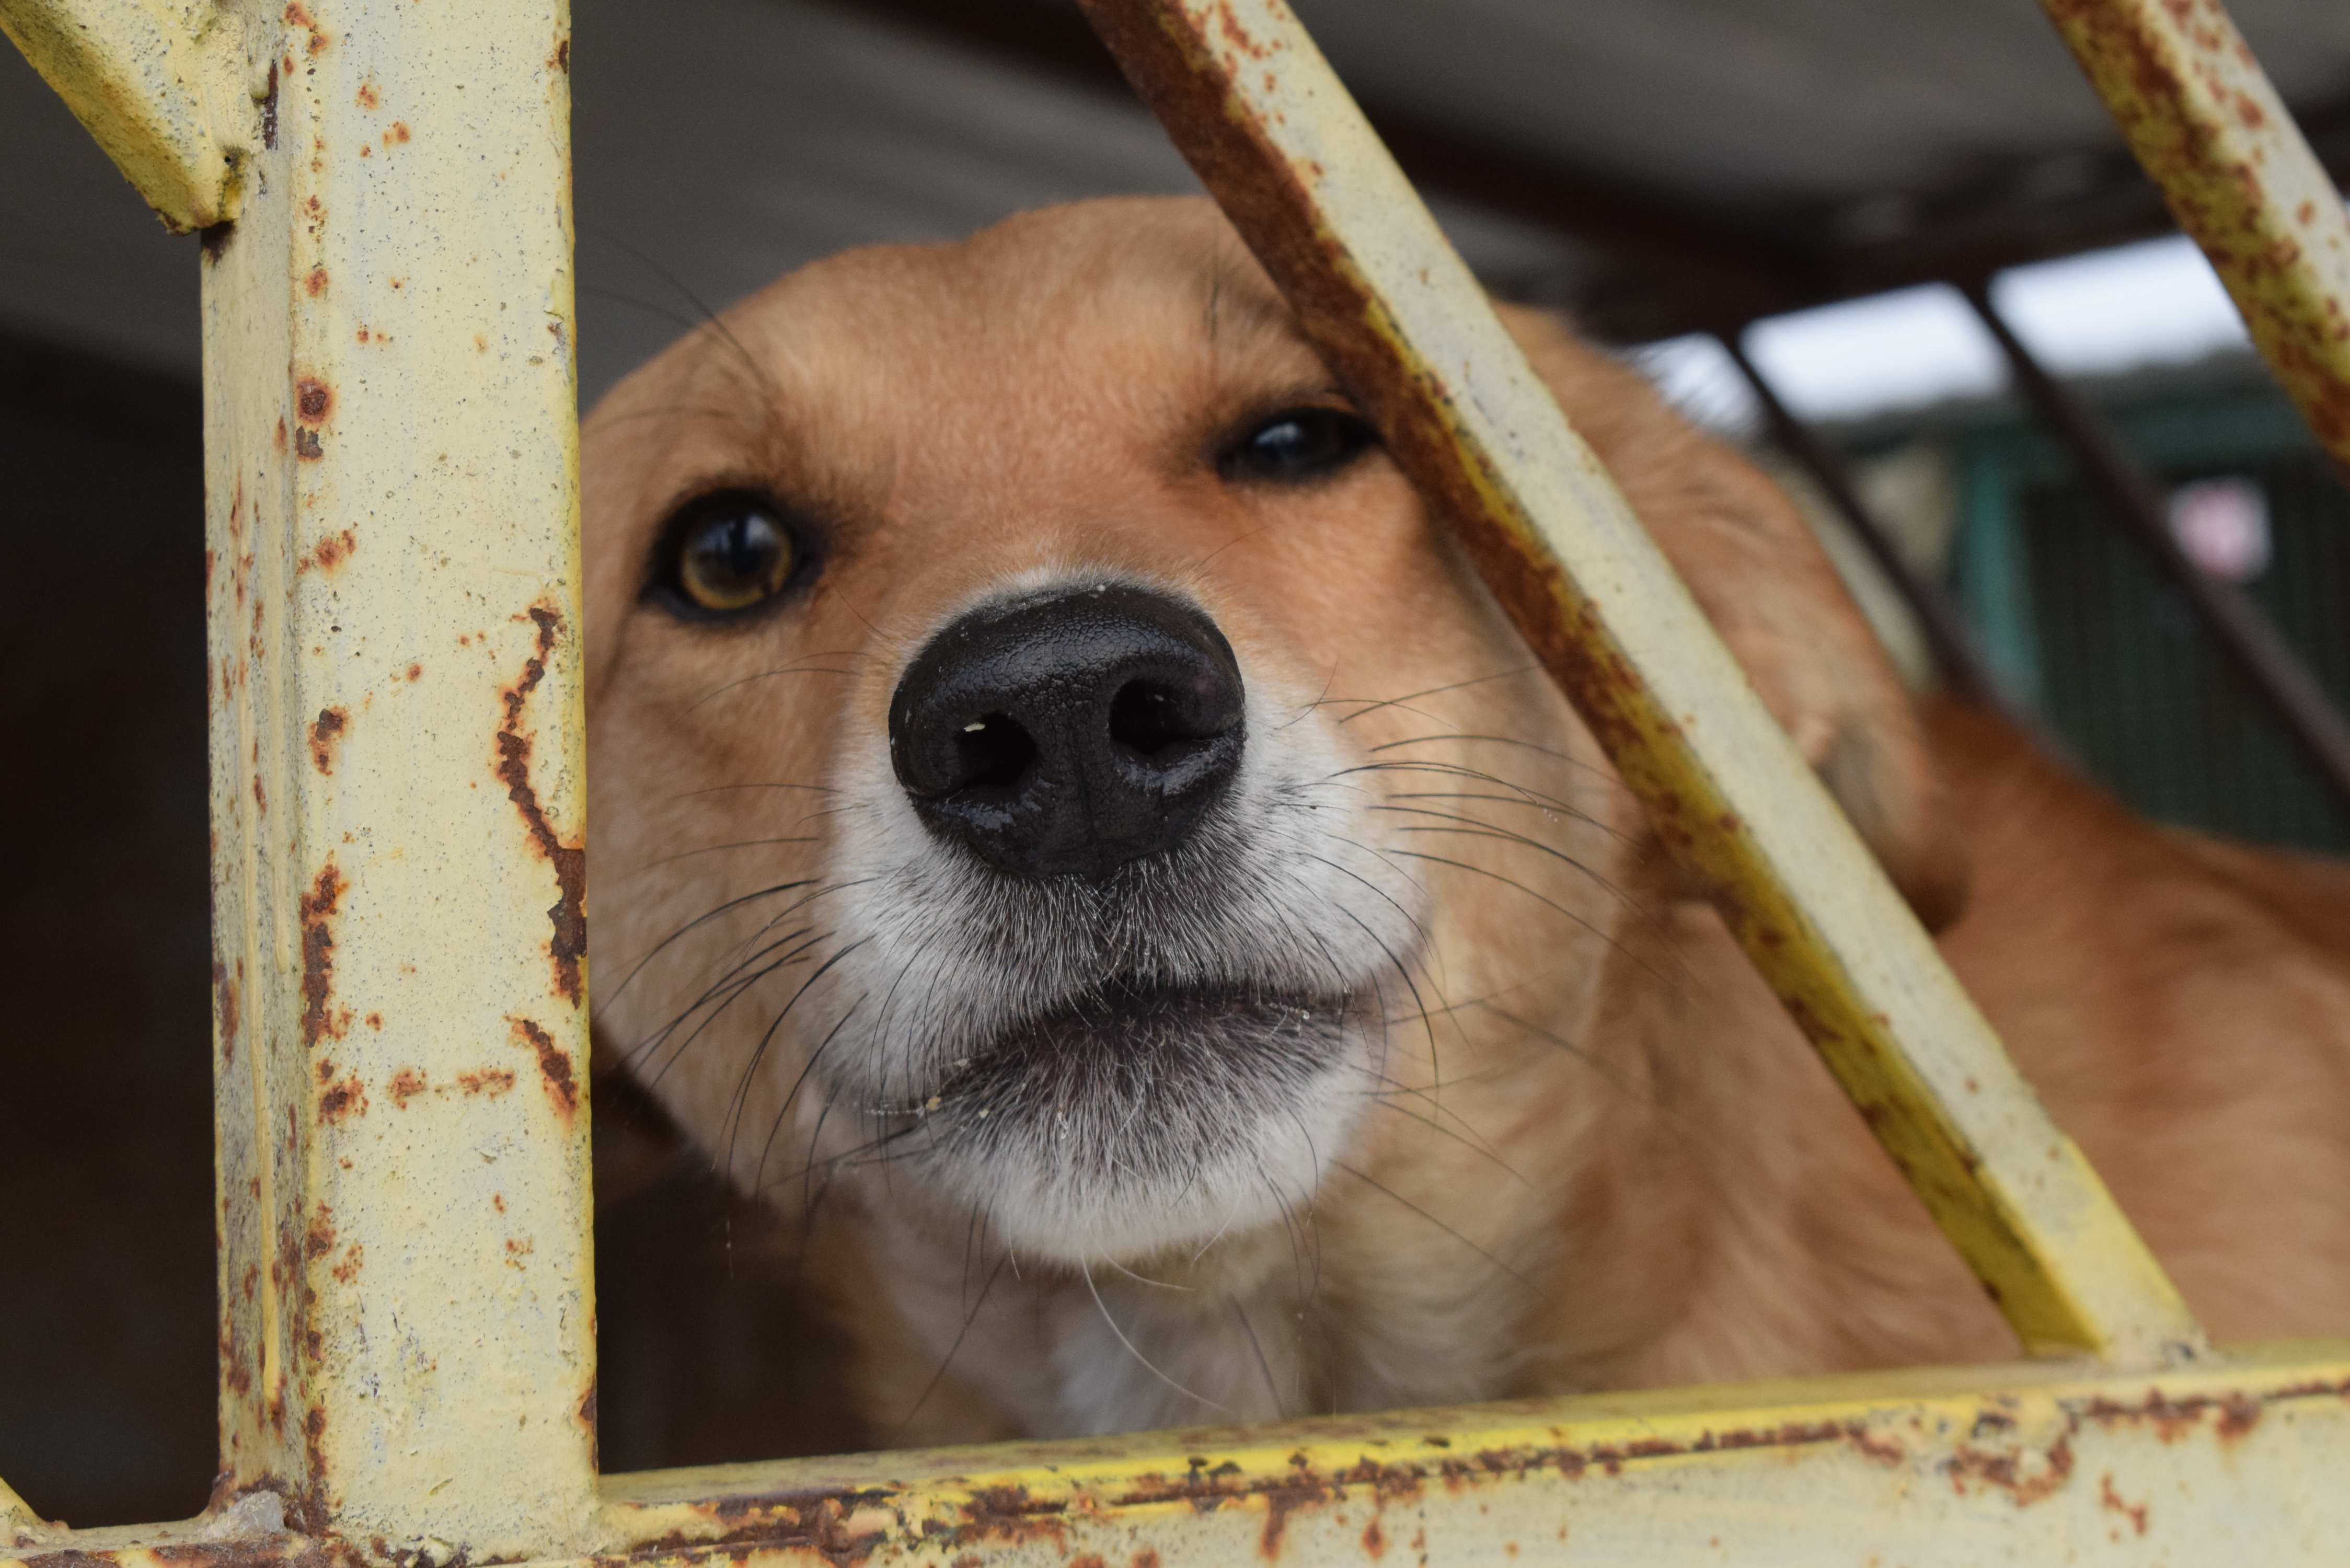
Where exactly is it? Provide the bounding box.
[303,1207,335,1260]
[356,82,380,109]
[213,955,241,1063]
[579,1377,598,1467]
[406,662,423,682]
[299,862,345,1047]
[1361,1520,1385,1558]
[332,1244,364,1284]
[366,1011,383,1030]
[295,378,332,424]
[496,605,588,1001]
[253,775,268,814]
[274,417,287,454]
[1945,1435,2073,1506]
[551,36,570,72]
[200,221,234,262]
[318,1073,364,1123]
[386,122,411,147]
[2099,1472,2148,1536]
[299,528,355,573]
[458,1067,516,1098]
[262,59,280,148]
[389,1068,427,1108]
[492,1193,505,1212]
[474,332,489,353]
[293,428,324,461]
[304,266,328,298]
[510,1018,575,1116]
[309,707,348,774]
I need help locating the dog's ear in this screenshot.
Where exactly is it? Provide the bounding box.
[1495,305,1972,931]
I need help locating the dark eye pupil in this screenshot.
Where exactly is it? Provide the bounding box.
[1224,407,1375,482]
[679,506,791,611]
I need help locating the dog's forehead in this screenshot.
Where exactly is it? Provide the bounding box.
[605,200,1325,479]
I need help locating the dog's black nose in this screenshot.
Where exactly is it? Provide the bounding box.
[889,584,1247,878]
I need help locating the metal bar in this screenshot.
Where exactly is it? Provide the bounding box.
[1075,0,2199,1365]
[195,0,597,1554]
[2038,0,2350,484]
[0,0,254,232]
[0,1481,48,1550]
[6,1346,2348,1565]
[1720,333,2014,710]
[1963,281,2350,811]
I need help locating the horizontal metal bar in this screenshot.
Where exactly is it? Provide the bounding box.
[1964,282,2350,813]
[2039,0,2350,484]
[10,1345,2348,1565]
[1075,0,2200,1364]
[0,0,257,232]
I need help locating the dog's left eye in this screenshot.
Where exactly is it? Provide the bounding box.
[1219,406,1379,485]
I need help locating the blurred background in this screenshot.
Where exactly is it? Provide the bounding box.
[5,0,2347,1526]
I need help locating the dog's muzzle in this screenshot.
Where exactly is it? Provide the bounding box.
[888,584,1246,878]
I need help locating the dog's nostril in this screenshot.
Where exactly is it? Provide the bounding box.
[888,583,1246,878]
[953,714,1037,792]
[1108,682,1204,762]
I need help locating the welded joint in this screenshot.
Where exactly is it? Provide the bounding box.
[0,0,272,232]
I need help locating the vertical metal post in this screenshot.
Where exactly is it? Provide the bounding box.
[202,0,596,1555]
[1962,281,2350,811]
[1720,335,2013,711]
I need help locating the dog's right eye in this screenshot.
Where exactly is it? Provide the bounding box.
[648,490,808,619]
[1218,406,1380,485]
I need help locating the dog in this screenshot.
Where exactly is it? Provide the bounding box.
[581,195,2350,1447]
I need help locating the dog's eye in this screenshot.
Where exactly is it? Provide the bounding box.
[1219,406,1379,484]
[652,491,802,617]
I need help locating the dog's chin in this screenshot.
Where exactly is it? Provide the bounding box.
[911,980,1369,1263]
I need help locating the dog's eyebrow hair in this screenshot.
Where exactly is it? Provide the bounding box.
[1201,264,1306,359]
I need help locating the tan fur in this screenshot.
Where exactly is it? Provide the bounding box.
[582,197,2350,1446]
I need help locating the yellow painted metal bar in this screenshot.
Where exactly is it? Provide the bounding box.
[6,1345,2349,1565]
[1075,0,2199,1365]
[0,0,255,231]
[192,0,596,1555]
[0,1480,50,1549]
[2041,0,2350,479]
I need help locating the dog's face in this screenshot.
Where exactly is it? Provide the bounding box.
[583,198,1962,1284]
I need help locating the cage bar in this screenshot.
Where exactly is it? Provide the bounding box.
[7,0,2350,1562]
[2038,0,2350,485]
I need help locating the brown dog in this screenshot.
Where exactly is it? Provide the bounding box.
[582,197,2350,1446]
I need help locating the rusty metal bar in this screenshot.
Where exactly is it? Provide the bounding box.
[1720,332,2014,710]
[2039,0,2350,484]
[1076,0,2199,1365]
[195,0,597,1555]
[0,0,252,232]
[7,1347,2350,1565]
[1962,281,2350,811]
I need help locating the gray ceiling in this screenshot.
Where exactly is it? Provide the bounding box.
[4,0,2346,402]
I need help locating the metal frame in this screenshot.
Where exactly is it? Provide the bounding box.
[4,0,2346,1562]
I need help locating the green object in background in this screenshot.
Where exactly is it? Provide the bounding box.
[1948,374,2350,855]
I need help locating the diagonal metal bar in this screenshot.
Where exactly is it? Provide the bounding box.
[0,0,256,232]
[1077,0,2201,1365]
[2040,0,2350,485]
[1963,281,2350,813]
[1719,333,2015,712]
